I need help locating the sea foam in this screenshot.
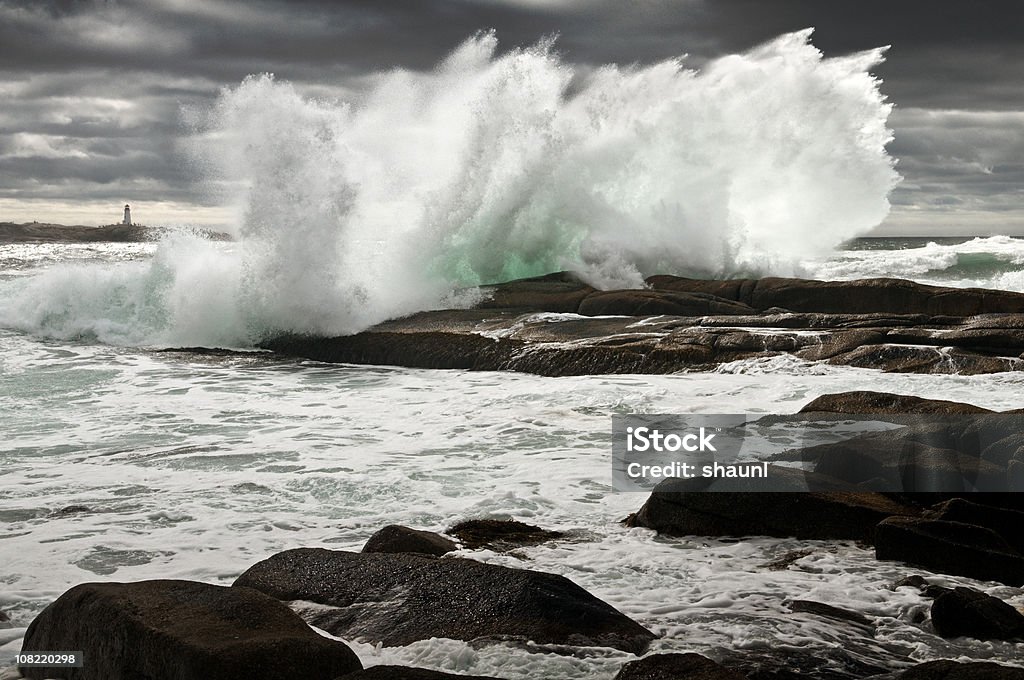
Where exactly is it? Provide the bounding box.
[0,30,898,346]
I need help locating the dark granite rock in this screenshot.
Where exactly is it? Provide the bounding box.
[578,290,753,317]
[18,579,362,680]
[477,271,594,312]
[874,517,1024,586]
[871,661,1024,680]
[613,653,747,680]
[925,499,1024,553]
[447,519,564,551]
[931,587,1024,641]
[362,525,456,557]
[747,277,1024,316]
[624,467,914,541]
[260,275,1024,377]
[234,548,654,654]
[798,391,992,416]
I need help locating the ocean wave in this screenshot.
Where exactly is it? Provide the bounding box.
[0,30,897,346]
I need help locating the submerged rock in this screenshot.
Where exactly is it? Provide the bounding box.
[18,579,362,680]
[931,587,1024,641]
[234,548,655,654]
[362,525,456,557]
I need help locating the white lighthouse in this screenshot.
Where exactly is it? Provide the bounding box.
[123,204,132,225]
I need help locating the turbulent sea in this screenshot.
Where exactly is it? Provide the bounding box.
[2,30,1023,677]
[2,236,1024,676]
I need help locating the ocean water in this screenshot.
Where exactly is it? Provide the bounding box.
[1,237,1024,677]
[1,29,1023,677]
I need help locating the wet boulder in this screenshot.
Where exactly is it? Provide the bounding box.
[931,586,1024,641]
[874,517,1024,586]
[362,525,456,557]
[18,579,362,680]
[925,499,1024,553]
[234,548,655,654]
[798,391,992,416]
[872,660,1024,680]
[624,467,914,541]
[613,653,747,680]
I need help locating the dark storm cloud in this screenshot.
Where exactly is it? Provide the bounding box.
[0,0,1021,229]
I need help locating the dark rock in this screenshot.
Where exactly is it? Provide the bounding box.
[477,271,594,312]
[624,468,914,541]
[931,587,1024,641]
[874,517,1024,586]
[362,525,456,557]
[748,277,1024,316]
[799,392,992,415]
[447,519,564,551]
[1010,460,1024,492]
[18,579,362,680]
[338,667,501,679]
[926,499,1024,553]
[795,330,887,361]
[578,290,753,317]
[0,222,154,243]
[259,275,1024,377]
[714,647,893,680]
[828,345,1018,375]
[262,331,522,372]
[793,427,1007,492]
[877,660,1024,680]
[234,548,654,654]
[645,275,756,303]
[613,653,747,680]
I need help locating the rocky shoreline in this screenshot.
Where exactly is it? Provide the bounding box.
[7,392,1024,680]
[261,272,1024,376]
[0,222,231,243]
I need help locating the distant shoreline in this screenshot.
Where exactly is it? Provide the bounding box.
[0,221,232,243]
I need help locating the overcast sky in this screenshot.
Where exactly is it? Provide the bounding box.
[0,0,1021,234]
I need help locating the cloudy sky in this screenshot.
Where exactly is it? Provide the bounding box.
[0,0,1021,234]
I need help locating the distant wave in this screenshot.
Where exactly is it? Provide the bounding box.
[810,236,1024,288]
[0,30,899,346]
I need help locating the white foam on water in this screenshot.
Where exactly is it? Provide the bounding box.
[2,330,1023,676]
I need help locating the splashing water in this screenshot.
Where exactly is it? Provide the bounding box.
[0,30,898,346]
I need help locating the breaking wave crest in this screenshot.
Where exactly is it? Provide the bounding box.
[0,30,898,346]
